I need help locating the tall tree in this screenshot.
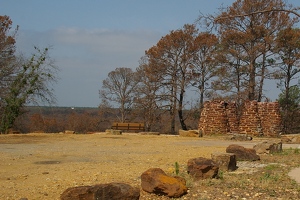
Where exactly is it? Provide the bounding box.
[134,56,164,131]
[191,32,219,109]
[0,15,18,112]
[145,24,197,133]
[274,27,300,132]
[99,67,138,122]
[278,85,300,133]
[214,0,296,101]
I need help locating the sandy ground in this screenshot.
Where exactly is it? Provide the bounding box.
[0,133,298,200]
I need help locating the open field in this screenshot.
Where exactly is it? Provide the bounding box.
[0,133,299,199]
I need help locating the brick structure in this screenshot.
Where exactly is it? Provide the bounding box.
[239,101,262,136]
[198,101,238,135]
[257,102,282,136]
[198,100,282,137]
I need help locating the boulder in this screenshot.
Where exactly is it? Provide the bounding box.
[211,152,237,171]
[141,168,187,198]
[179,129,200,137]
[226,144,260,161]
[227,133,252,141]
[187,157,219,180]
[253,141,282,154]
[60,182,140,200]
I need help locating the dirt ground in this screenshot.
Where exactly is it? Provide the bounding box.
[0,133,297,200]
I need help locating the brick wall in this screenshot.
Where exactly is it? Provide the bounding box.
[198,100,282,137]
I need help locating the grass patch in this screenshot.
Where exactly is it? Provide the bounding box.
[176,149,300,199]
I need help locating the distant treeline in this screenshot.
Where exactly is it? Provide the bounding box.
[13,106,199,134]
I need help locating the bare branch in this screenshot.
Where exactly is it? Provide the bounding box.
[215,8,300,21]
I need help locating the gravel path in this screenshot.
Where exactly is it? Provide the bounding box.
[0,133,298,199]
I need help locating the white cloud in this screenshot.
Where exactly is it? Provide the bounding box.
[53,27,159,56]
[15,27,162,107]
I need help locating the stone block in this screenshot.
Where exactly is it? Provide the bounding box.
[187,157,219,180]
[211,152,237,171]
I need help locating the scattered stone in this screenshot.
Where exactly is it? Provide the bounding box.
[19,198,28,200]
[226,144,260,161]
[187,157,219,180]
[60,182,140,200]
[64,130,75,134]
[140,132,160,135]
[141,168,187,198]
[179,130,201,137]
[253,141,282,154]
[227,133,252,141]
[211,152,237,171]
[230,161,268,174]
[105,129,122,135]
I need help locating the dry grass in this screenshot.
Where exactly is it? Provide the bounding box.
[163,149,300,200]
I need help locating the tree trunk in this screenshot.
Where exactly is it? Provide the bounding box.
[178,90,187,130]
[258,53,266,102]
[248,59,256,101]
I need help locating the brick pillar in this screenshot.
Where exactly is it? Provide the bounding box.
[239,101,262,136]
[225,102,239,133]
[198,101,229,135]
[258,102,282,137]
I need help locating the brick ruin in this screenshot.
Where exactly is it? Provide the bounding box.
[198,100,282,137]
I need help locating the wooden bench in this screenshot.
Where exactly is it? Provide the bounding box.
[111,122,145,132]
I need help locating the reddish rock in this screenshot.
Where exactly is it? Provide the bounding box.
[60,182,140,200]
[226,144,260,161]
[253,141,282,154]
[187,157,219,180]
[141,168,187,198]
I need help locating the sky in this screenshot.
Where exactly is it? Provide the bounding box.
[1,0,300,107]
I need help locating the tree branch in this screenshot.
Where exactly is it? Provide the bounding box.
[215,8,300,21]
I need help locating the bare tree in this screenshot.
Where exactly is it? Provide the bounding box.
[191,32,219,109]
[198,0,298,101]
[144,24,197,133]
[99,67,138,122]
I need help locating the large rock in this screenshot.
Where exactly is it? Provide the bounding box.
[211,152,237,171]
[60,182,140,200]
[253,141,282,154]
[187,157,219,180]
[141,168,187,198]
[226,144,260,161]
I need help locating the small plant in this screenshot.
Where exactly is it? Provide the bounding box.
[174,162,180,175]
[265,164,280,171]
[218,170,224,180]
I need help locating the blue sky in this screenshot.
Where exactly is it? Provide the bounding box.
[1,0,300,107]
